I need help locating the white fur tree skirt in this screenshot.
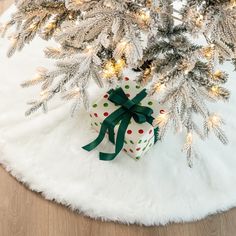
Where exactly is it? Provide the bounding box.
[0,7,236,226]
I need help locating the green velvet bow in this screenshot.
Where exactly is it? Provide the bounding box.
[82,87,157,161]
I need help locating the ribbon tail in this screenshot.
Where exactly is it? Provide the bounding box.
[82,122,108,152]
[83,107,125,153]
[99,115,131,161]
[106,126,114,144]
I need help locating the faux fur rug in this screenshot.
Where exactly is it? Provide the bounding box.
[0,6,236,226]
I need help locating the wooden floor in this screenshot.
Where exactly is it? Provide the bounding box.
[1,1,236,235]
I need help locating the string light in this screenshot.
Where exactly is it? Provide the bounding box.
[179,59,195,75]
[154,82,166,93]
[210,85,220,97]
[115,59,126,71]
[40,90,49,100]
[213,70,223,80]
[32,73,44,82]
[154,111,168,127]
[102,59,126,79]
[194,14,204,28]
[186,132,193,146]
[0,23,7,33]
[103,61,117,79]
[103,0,113,8]
[68,12,75,20]
[28,22,38,30]
[155,7,161,13]
[47,46,62,53]
[230,0,236,8]
[117,41,128,51]
[208,114,221,129]
[202,44,215,60]
[187,9,204,28]
[45,21,56,31]
[137,10,150,26]
[9,35,17,46]
[71,0,85,6]
[84,45,95,54]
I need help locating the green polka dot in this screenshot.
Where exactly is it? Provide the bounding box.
[135,156,141,160]
[93,104,97,108]
[91,123,93,126]
[138,140,142,144]
[144,139,147,143]
[95,122,98,126]
[149,143,152,147]
[143,147,146,151]
[136,85,141,89]
[125,85,130,89]
[130,140,134,144]
[103,103,109,107]
[124,140,127,144]
[148,101,153,106]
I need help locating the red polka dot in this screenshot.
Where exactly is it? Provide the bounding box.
[136,148,141,151]
[160,109,166,114]
[104,112,109,117]
[104,94,109,98]
[124,77,129,81]
[149,129,152,134]
[129,149,134,153]
[126,93,130,98]
[94,113,98,117]
[127,130,132,134]
[138,129,144,134]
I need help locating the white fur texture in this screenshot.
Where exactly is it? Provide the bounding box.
[0,7,236,226]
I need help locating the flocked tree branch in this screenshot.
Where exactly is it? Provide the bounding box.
[1,0,235,166]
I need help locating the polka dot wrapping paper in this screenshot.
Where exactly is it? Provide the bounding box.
[89,77,165,160]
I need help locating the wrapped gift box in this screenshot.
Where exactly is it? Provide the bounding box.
[88,77,166,160]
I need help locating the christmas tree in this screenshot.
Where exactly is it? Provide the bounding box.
[1,0,235,166]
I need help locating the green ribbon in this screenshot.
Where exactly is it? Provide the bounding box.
[82,87,157,161]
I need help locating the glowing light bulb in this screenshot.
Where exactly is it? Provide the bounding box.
[119,41,128,49]
[195,14,204,28]
[68,13,74,20]
[154,82,165,93]
[202,44,215,60]
[186,132,193,145]
[213,70,223,80]
[230,0,236,7]
[10,36,17,46]
[29,22,37,30]
[45,21,56,30]
[103,61,116,79]
[115,59,126,71]
[211,85,219,93]
[33,73,43,82]
[154,111,168,127]
[0,23,7,32]
[139,11,150,22]
[102,59,126,79]
[155,7,161,13]
[208,114,221,128]
[40,90,49,99]
[210,85,221,97]
[85,45,94,54]
[74,0,83,5]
